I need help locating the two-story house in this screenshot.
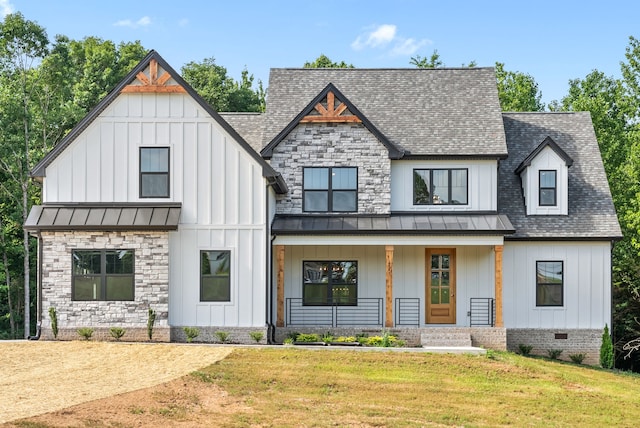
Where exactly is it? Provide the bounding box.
[25,51,621,362]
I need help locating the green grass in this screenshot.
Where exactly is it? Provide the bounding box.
[195,348,640,427]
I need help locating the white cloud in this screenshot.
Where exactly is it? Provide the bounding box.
[351,24,431,57]
[1,0,14,17]
[113,16,152,29]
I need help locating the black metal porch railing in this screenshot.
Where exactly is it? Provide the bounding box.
[470,298,495,327]
[286,298,383,327]
[395,298,420,326]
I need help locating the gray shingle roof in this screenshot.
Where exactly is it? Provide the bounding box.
[500,112,622,239]
[264,68,508,157]
[219,112,264,153]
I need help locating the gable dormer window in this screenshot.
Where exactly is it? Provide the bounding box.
[303,167,357,212]
[539,170,557,206]
[140,147,170,198]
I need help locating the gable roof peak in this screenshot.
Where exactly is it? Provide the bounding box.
[514,136,574,174]
[260,82,405,159]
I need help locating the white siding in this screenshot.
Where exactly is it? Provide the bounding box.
[277,245,493,327]
[503,241,611,329]
[390,159,498,212]
[42,90,269,328]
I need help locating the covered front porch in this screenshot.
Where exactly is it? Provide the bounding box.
[272,238,508,331]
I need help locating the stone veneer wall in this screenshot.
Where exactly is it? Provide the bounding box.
[270,122,391,214]
[507,328,602,366]
[39,231,170,342]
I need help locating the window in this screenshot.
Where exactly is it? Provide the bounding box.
[140,147,170,198]
[539,170,557,206]
[303,261,357,305]
[201,251,231,302]
[72,250,134,301]
[536,261,563,306]
[303,167,357,212]
[413,169,468,205]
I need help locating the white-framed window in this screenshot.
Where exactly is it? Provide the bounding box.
[200,250,231,302]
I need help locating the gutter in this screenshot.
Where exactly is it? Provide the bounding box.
[28,232,43,340]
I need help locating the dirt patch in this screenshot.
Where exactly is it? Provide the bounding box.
[0,341,232,424]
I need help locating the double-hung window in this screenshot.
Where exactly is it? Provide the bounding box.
[303,261,357,305]
[536,261,563,306]
[413,169,468,205]
[303,167,357,212]
[200,250,231,302]
[539,170,557,206]
[140,147,170,198]
[72,250,135,301]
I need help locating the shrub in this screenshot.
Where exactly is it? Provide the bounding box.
[321,332,334,344]
[518,344,533,356]
[183,327,199,343]
[109,327,126,341]
[249,331,264,343]
[215,331,230,343]
[147,308,156,341]
[283,337,294,345]
[295,333,320,342]
[48,307,58,339]
[287,331,300,341]
[366,332,403,347]
[569,353,586,364]
[600,324,614,369]
[334,336,357,343]
[77,327,94,341]
[547,349,563,360]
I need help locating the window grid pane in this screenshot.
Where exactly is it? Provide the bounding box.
[303,261,357,306]
[72,250,134,301]
[413,169,467,206]
[140,147,169,198]
[536,261,563,306]
[303,167,357,212]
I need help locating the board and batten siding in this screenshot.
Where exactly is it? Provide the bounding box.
[390,160,498,212]
[502,242,611,329]
[42,92,269,328]
[277,245,494,327]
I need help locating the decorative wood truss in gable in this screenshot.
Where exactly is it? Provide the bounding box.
[121,59,186,94]
[300,91,362,123]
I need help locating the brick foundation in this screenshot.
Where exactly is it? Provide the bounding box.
[506,328,602,365]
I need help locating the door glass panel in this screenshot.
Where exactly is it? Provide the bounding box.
[441,287,450,303]
[431,255,439,270]
[431,288,440,304]
[441,271,449,286]
[442,255,449,269]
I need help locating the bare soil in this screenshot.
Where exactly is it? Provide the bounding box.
[0,341,232,425]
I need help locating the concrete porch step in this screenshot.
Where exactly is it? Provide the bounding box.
[420,331,472,347]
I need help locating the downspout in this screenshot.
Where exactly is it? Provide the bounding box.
[265,181,275,344]
[28,231,42,340]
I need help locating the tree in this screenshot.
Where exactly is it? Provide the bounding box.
[495,62,544,112]
[181,57,264,112]
[410,50,443,68]
[0,12,49,338]
[303,54,354,69]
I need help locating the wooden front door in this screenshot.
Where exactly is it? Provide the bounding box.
[426,248,456,324]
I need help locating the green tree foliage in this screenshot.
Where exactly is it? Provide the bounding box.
[304,54,354,68]
[181,57,264,112]
[600,324,614,369]
[495,62,544,112]
[410,50,444,68]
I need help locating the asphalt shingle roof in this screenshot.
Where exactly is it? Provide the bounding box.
[500,112,622,239]
[263,68,508,157]
[219,112,264,153]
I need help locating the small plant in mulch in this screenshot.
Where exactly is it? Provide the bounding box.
[77,327,94,341]
[109,327,126,341]
[295,333,320,343]
[147,308,156,341]
[569,353,586,364]
[321,332,334,344]
[215,331,230,343]
[48,307,58,339]
[518,344,533,356]
[183,327,199,343]
[283,337,294,346]
[249,331,264,343]
[547,349,563,360]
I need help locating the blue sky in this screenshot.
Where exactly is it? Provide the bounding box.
[2,0,639,106]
